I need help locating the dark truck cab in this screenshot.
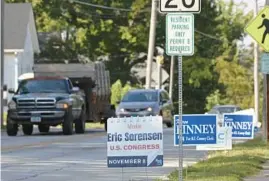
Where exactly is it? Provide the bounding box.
[6,77,86,136]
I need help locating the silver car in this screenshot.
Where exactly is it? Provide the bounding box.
[116,89,174,127]
[207,105,242,126]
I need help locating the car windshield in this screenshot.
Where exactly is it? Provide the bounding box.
[121,91,158,102]
[17,79,68,94]
[208,107,236,114]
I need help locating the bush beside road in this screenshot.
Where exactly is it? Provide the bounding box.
[1,112,7,130]
[159,137,269,181]
[56,122,105,129]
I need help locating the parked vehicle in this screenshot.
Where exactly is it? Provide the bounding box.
[206,104,242,125]
[6,61,115,136]
[32,62,116,131]
[7,76,86,136]
[116,89,174,127]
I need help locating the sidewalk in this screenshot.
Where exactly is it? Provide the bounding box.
[244,161,269,181]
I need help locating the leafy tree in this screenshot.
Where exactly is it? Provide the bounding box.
[205,89,229,111]
[6,0,257,115]
[169,0,252,114]
[110,79,122,106]
[121,82,133,99]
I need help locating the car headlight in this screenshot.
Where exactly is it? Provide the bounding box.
[120,108,125,112]
[147,107,153,112]
[56,102,69,109]
[8,100,16,109]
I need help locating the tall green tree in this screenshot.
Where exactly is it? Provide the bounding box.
[6,0,255,114]
[110,79,122,106]
[168,0,252,113]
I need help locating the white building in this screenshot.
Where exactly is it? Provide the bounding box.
[3,3,40,103]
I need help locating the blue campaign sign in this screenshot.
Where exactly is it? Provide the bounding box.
[174,114,217,146]
[223,114,254,139]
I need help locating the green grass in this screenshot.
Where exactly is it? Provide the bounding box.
[161,137,269,181]
[1,112,7,129]
[84,122,105,129]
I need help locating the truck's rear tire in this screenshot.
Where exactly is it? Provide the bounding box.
[104,119,108,132]
[62,109,73,135]
[6,118,18,136]
[166,122,173,128]
[22,124,33,135]
[38,125,50,133]
[75,107,86,134]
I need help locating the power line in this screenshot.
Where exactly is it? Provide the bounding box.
[69,0,132,12]
[63,1,227,42]
[195,29,223,42]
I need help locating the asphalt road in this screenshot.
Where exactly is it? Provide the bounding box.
[1,126,207,181]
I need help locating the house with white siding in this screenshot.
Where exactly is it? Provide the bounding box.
[4,3,40,103]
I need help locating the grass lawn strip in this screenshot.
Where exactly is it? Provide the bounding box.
[56,122,105,129]
[161,137,269,181]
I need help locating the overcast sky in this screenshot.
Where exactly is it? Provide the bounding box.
[223,0,266,45]
[231,0,265,12]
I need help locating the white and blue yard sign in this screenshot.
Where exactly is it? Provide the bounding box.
[107,116,163,168]
[223,114,254,139]
[174,114,217,146]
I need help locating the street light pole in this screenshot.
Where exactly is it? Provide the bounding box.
[0,0,4,127]
[253,0,260,129]
[169,56,175,99]
[145,0,157,89]
[156,55,164,89]
[264,0,269,143]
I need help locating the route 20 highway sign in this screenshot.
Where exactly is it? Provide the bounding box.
[160,0,201,13]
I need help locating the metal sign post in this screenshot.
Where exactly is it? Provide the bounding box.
[164,1,201,180]
[166,13,195,181]
[177,55,183,180]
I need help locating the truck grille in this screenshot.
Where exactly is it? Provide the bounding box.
[126,108,147,112]
[17,98,56,109]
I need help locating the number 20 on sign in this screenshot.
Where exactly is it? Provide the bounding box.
[160,0,201,13]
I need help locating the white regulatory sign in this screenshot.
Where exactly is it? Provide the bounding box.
[160,0,201,13]
[166,13,194,56]
[196,127,233,151]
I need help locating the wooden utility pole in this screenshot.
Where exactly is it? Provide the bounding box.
[0,0,4,127]
[264,0,269,143]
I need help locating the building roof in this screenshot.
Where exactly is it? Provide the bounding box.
[4,3,40,53]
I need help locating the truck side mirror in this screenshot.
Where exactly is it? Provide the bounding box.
[8,88,15,94]
[3,85,7,91]
[110,105,115,110]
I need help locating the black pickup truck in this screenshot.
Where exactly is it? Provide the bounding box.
[6,76,86,136]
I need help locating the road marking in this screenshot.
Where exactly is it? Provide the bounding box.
[1,132,106,152]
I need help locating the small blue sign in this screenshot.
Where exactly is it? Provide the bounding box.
[174,114,217,146]
[223,114,254,139]
[261,53,269,74]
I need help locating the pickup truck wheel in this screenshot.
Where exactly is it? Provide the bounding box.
[62,108,73,135]
[104,119,108,132]
[38,125,50,133]
[75,107,86,134]
[22,124,33,135]
[6,118,18,136]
